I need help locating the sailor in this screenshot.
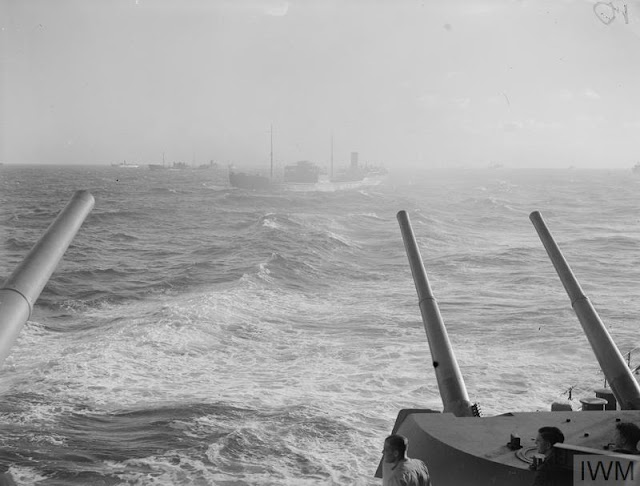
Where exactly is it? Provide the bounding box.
[531,426,572,486]
[382,434,431,486]
[0,470,16,486]
[612,422,640,455]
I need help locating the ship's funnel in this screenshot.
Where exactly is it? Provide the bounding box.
[397,210,473,417]
[530,211,640,410]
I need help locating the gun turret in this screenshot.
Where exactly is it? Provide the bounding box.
[530,211,640,410]
[397,210,473,417]
[0,190,95,366]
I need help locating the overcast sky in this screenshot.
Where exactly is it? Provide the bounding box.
[2,0,640,169]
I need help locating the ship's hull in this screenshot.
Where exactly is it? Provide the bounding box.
[111,163,139,168]
[229,171,272,190]
[148,164,167,171]
[284,174,385,192]
[229,169,385,192]
[283,161,320,184]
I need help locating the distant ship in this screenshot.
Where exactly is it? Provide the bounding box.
[229,126,276,190]
[284,174,386,192]
[331,165,387,184]
[283,144,387,192]
[330,151,387,185]
[228,170,272,190]
[229,130,386,191]
[111,161,139,168]
[284,166,386,193]
[284,160,320,183]
[228,163,274,190]
[149,153,168,170]
[148,164,167,171]
[197,161,218,170]
[149,162,189,170]
[170,162,190,170]
[150,161,217,171]
[632,162,640,174]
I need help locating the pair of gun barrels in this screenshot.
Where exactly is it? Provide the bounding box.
[397,209,640,414]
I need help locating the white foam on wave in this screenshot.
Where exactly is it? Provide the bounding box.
[4,278,626,464]
[255,262,275,283]
[5,466,48,485]
[260,213,283,230]
[2,278,443,482]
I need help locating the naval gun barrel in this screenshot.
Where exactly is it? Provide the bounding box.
[530,211,640,410]
[0,190,95,366]
[397,210,473,417]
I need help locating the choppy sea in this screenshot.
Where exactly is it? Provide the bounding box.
[0,165,639,485]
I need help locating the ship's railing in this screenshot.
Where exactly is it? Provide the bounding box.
[530,211,640,410]
[0,190,95,366]
[626,347,640,375]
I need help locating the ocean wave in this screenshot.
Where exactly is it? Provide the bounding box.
[325,230,356,248]
[3,236,33,253]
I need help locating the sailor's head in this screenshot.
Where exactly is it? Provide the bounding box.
[535,426,565,456]
[614,422,640,451]
[383,434,408,463]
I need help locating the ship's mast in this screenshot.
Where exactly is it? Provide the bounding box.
[270,125,273,180]
[330,133,334,179]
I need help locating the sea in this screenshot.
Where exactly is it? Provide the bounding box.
[0,165,639,485]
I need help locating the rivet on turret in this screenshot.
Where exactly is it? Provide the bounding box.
[566,419,571,422]
[433,361,439,368]
[584,433,589,437]
[615,418,621,422]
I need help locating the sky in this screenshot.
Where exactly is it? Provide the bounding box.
[2,0,640,169]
